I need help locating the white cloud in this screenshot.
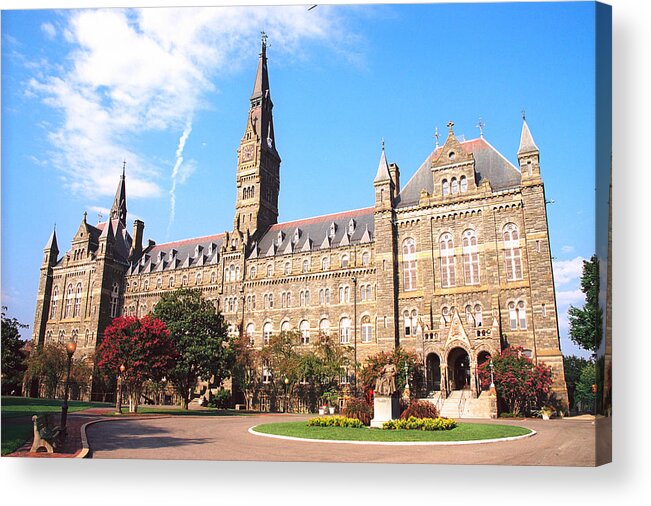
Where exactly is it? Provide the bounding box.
[552,256,585,285]
[41,22,56,39]
[555,289,584,307]
[27,6,356,204]
[561,245,574,253]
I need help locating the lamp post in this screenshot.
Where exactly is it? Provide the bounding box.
[115,364,126,414]
[284,377,289,413]
[60,340,77,434]
[352,275,358,397]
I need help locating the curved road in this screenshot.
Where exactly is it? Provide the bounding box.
[86,413,606,466]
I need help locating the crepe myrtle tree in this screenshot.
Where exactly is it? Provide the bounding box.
[97,315,178,413]
[153,288,233,409]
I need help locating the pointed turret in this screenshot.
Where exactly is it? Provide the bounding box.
[374,140,391,183]
[110,162,127,226]
[374,140,396,210]
[251,33,270,101]
[43,226,59,267]
[518,117,539,155]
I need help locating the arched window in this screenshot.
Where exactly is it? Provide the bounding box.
[281,321,290,333]
[451,177,459,194]
[71,329,78,343]
[320,319,330,336]
[462,229,480,285]
[465,305,473,324]
[402,238,417,291]
[169,276,174,288]
[110,282,120,318]
[361,315,372,343]
[442,306,450,324]
[339,317,350,344]
[403,311,411,336]
[305,290,310,306]
[73,283,82,317]
[325,288,330,304]
[262,360,272,384]
[302,259,309,273]
[64,284,73,318]
[59,330,65,343]
[322,257,329,271]
[300,320,310,345]
[263,322,272,345]
[143,279,149,291]
[284,262,291,275]
[460,175,468,193]
[474,304,483,327]
[341,255,349,268]
[85,329,90,346]
[319,289,325,305]
[157,277,162,289]
[267,264,273,277]
[442,179,449,196]
[503,223,523,281]
[286,292,291,307]
[281,292,287,308]
[225,268,230,282]
[182,275,188,287]
[230,265,236,281]
[517,301,527,329]
[246,323,255,346]
[362,252,370,266]
[360,285,366,301]
[235,266,240,280]
[440,233,455,288]
[50,286,59,319]
[195,273,202,285]
[249,267,256,280]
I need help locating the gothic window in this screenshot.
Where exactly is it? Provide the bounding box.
[320,318,330,336]
[462,229,480,285]
[322,257,329,271]
[465,305,473,324]
[182,275,188,287]
[284,262,290,275]
[300,291,305,307]
[230,265,236,281]
[71,329,78,343]
[246,323,255,346]
[281,321,290,333]
[195,273,202,285]
[341,255,349,268]
[269,293,274,308]
[144,279,149,290]
[442,306,450,324]
[362,252,370,266]
[264,294,269,308]
[305,290,310,306]
[267,264,273,277]
[440,233,456,288]
[325,288,330,304]
[403,311,412,336]
[169,276,174,288]
[442,179,449,196]
[235,266,240,280]
[518,301,527,329]
[411,310,418,335]
[277,231,283,246]
[285,292,290,307]
[300,320,310,345]
[302,259,309,273]
[46,331,52,343]
[157,277,162,289]
[542,303,547,318]
[339,317,350,344]
[402,238,417,291]
[319,289,324,305]
[360,285,366,301]
[110,283,120,318]
[249,267,256,279]
[361,315,372,343]
[508,302,518,330]
[329,223,336,239]
[460,175,468,193]
[474,304,483,327]
[210,272,216,284]
[281,292,287,308]
[263,323,272,345]
[73,283,82,317]
[59,330,65,343]
[293,228,301,244]
[451,177,459,194]
[64,284,73,318]
[503,223,523,281]
[50,286,59,319]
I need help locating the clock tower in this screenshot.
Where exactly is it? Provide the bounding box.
[234,32,281,239]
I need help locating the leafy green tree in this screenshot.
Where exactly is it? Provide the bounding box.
[568,255,603,353]
[152,289,232,409]
[360,348,424,398]
[231,334,261,410]
[574,361,596,413]
[1,307,28,395]
[25,343,68,399]
[563,355,592,410]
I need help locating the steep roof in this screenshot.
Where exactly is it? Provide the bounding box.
[518,119,539,154]
[254,207,374,259]
[395,137,522,208]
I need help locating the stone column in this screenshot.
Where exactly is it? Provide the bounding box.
[470,358,478,398]
[439,364,448,399]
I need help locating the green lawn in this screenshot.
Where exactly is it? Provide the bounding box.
[1,396,113,455]
[252,421,532,443]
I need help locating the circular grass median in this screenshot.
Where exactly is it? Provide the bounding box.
[251,421,533,444]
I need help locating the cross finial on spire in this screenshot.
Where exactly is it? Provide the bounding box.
[521,109,526,121]
[447,121,454,132]
[261,31,268,51]
[83,211,87,222]
[433,127,440,148]
[476,118,485,138]
[381,137,385,151]
[122,159,126,176]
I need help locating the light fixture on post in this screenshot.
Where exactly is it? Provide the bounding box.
[60,340,77,434]
[284,376,289,413]
[116,364,126,414]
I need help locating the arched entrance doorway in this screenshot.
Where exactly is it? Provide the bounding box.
[426,353,441,392]
[447,347,471,390]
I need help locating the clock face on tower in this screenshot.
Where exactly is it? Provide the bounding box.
[242,144,254,162]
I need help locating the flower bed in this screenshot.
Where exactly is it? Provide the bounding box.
[383,416,457,431]
[307,415,364,428]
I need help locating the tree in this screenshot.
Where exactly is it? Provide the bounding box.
[1,307,28,395]
[360,348,424,398]
[478,346,553,416]
[574,361,596,413]
[152,289,232,409]
[568,255,603,353]
[231,334,261,410]
[25,343,67,399]
[97,315,178,412]
[563,355,592,411]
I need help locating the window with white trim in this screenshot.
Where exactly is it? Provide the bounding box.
[503,223,523,281]
[402,238,417,291]
[362,252,370,266]
[64,284,73,318]
[442,179,449,196]
[300,320,310,345]
[263,322,272,345]
[361,315,372,343]
[451,177,459,194]
[440,233,455,288]
[474,304,483,327]
[302,259,309,273]
[320,318,330,336]
[460,175,468,193]
[50,286,59,319]
[339,317,350,344]
[462,229,480,285]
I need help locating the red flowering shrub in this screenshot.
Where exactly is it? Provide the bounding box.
[97,316,178,412]
[400,400,439,419]
[478,346,553,416]
[343,397,373,426]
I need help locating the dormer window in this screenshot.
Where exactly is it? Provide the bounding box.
[293,228,301,244]
[348,219,355,235]
[329,223,336,239]
[448,151,456,160]
[276,231,284,246]
[195,245,203,257]
[169,249,177,258]
[157,251,165,262]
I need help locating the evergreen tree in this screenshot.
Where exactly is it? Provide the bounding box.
[568,255,603,353]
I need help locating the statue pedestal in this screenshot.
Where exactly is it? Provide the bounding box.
[370,396,400,428]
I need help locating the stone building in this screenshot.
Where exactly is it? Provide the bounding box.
[31,37,568,413]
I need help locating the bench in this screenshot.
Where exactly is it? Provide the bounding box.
[234,404,246,411]
[29,414,63,453]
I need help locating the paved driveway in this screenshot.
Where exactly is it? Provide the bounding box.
[86,413,608,466]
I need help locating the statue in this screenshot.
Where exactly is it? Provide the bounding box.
[375,363,397,396]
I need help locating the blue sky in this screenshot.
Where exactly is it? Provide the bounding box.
[1,2,598,357]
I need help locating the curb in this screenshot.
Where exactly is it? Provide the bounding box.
[248,425,537,446]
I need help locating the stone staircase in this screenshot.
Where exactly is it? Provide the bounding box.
[421,390,496,419]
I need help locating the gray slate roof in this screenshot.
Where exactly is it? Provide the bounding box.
[395,137,522,208]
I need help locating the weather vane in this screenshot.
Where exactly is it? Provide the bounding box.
[476,118,485,138]
[433,127,440,148]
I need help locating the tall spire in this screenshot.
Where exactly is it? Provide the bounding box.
[251,31,270,101]
[44,225,59,254]
[518,116,538,154]
[374,139,391,183]
[110,161,127,226]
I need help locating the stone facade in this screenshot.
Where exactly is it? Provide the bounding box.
[31,39,568,407]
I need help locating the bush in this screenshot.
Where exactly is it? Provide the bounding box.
[342,398,373,426]
[307,415,364,428]
[383,416,457,431]
[400,400,439,420]
[207,389,231,409]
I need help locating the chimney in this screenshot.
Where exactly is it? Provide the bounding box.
[389,163,401,196]
[131,219,144,260]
